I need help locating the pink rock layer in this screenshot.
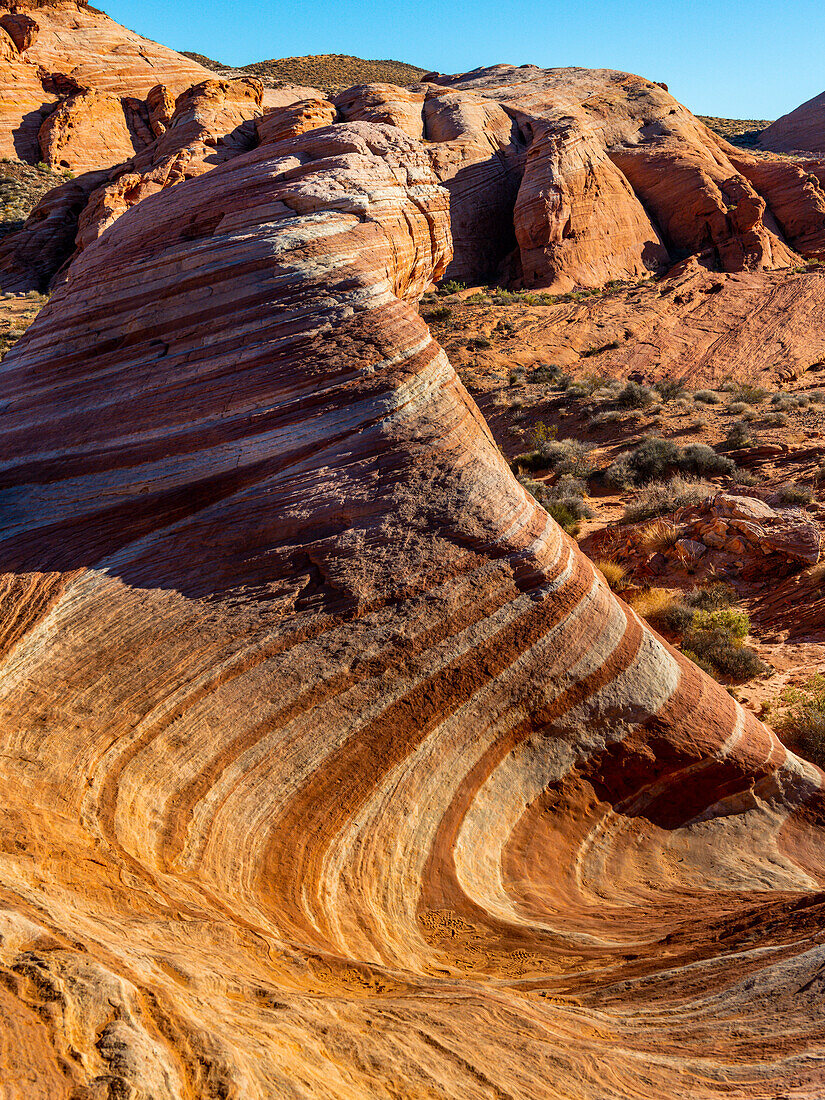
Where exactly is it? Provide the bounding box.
[0,119,823,1098]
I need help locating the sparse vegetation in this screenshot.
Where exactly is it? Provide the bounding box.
[519,473,592,536]
[597,559,627,591]
[719,419,755,451]
[182,51,428,94]
[615,381,655,408]
[693,389,722,405]
[607,436,735,489]
[622,475,716,522]
[771,675,825,768]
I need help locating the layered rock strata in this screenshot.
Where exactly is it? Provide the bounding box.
[7,63,825,299]
[0,119,824,1099]
[0,0,210,167]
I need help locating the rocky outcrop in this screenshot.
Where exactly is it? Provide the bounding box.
[0,119,824,1100]
[0,0,210,166]
[255,95,337,145]
[595,491,822,581]
[761,89,825,154]
[0,77,264,288]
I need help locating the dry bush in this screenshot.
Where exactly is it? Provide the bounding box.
[596,559,627,591]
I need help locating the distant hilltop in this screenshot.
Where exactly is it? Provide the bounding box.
[181,50,427,94]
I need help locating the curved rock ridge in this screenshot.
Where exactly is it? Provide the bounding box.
[761,89,825,154]
[6,62,825,298]
[1,121,825,1098]
[0,0,211,167]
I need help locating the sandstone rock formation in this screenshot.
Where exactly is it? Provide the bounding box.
[0,77,265,289]
[0,118,824,1099]
[6,61,825,301]
[0,0,210,167]
[761,89,825,154]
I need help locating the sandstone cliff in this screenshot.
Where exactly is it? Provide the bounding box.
[6,63,825,302]
[0,115,823,1099]
[0,0,210,168]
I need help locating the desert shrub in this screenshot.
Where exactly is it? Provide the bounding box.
[726,401,747,415]
[616,381,655,408]
[629,587,677,622]
[636,517,681,553]
[654,378,686,402]
[622,476,715,522]
[438,279,466,295]
[692,607,749,639]
[693,389,722,404]
[593,408,624,425]
[608,437,734,488]
[531,421,557,446]
[719,420,755,451]
[725,383,768,405]
[540,439,593,478]
[762,411,789,427]
[773,675,825,767]
[565,382,591,399]
[423,304,452,322]
[470,336,492,349]
[681,606,766,682]
[520,474,592,535]
[527,364,560,384]
[651,599,695,635]
[508,368,524,387]
[678,442,736,478]
[808,389,825,404]
[597,559,627,591]
[685,582,737,611]
[776,482,813,505]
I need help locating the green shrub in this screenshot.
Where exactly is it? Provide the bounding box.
[617,381,655,408]
[775,482,813,505]
[519,473,592,535]
[527,364,560,384]
[774,675,825,767]
[423,304,452,322]
[685,582,737,611]
[719,420,755,451]
[438,279,466,295]
[654,378,686,402]
[692,607,750,639]
[681,605,766,682]
[607,436,735,488]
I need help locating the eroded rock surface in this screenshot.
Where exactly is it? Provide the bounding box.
[6,62,825,302]
[0,119,824,1099]
[0,0,211,167]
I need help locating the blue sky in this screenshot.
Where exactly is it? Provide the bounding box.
[104,0,825,120]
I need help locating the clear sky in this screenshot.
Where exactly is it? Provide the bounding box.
[103,0,824,120]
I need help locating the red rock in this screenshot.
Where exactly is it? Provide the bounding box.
[256,97,337,146]
[38,87,145,173]
[334,82,425,138]
[0,116,824,1099]
[0,0,211,166]
[0,12,37,52]
[761,89,825,154]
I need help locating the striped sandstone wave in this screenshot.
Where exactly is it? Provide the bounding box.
[0,119,823,1098]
